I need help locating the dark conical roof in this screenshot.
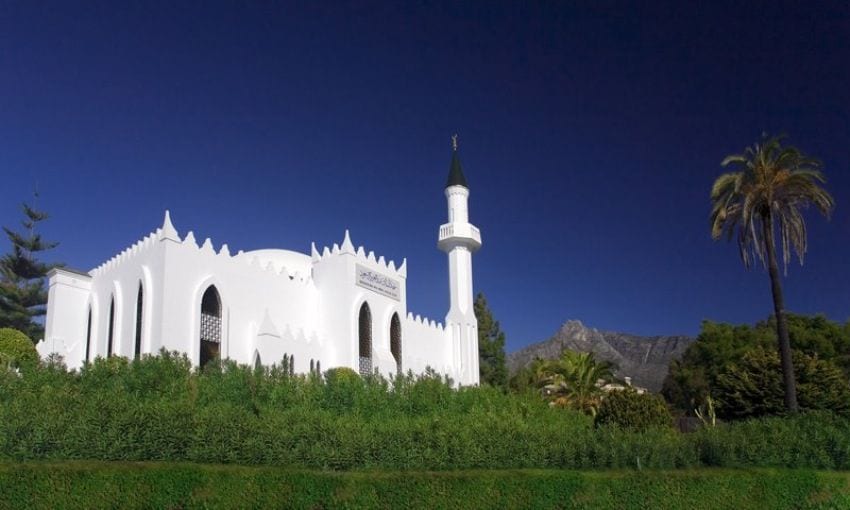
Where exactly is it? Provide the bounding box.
[446,150,468,188]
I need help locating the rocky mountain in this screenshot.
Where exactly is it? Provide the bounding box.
[507,320,695,392]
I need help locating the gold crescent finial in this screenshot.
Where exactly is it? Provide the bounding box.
[451,133,458,151]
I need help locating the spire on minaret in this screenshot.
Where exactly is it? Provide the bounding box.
[446,133,469,188]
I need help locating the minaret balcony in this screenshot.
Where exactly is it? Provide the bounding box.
[438,222,482,251]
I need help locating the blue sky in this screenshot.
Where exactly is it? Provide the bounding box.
[2,1,848,352]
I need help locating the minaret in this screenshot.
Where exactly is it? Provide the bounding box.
[438,135,482,385]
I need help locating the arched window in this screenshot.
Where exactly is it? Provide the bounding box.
[107,297,115,357]
[358,302,372,376]
[390,312,402,374]
[85,307,92,363]
[199,285,222,369]
[134,282,143,360]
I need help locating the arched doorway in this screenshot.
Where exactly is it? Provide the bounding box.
[390,312,402,374]
[358,302,372,376]
[199,285,222,369]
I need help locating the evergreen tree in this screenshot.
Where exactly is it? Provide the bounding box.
[0,199,61,341]
[473,292,508,388]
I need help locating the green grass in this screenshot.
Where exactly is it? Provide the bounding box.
[1,461,849,509]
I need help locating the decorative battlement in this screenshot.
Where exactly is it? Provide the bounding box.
[311,230,407,278]
[257,309,324,347]
[234,250,311,284]
[92,211,312,285]
[91,230,161,276]
[91,210,182,276]
[405,311,445,332]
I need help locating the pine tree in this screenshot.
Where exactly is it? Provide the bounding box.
[474,292,508,388]
[0,199,61,341]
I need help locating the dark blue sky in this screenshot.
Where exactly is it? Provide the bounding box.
[2,1,848,351]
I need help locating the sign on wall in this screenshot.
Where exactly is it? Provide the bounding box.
[356,264,400,301]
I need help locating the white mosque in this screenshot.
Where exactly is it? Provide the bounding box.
[37,141,483,385]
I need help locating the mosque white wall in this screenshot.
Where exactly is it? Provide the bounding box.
[311,231,423,378]
[401,315,451,376]
[39,212,458,381]
[39,144,481,385]
[40,269,93,368]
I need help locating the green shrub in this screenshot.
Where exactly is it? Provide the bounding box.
[693,411,850,469]
[0,328,37,370]
[715,348,850,420]
[595,388,672,431]
[0,350,849,471]
[663,315,850,413]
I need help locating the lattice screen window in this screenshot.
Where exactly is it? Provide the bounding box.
[359,356,372,376]
[390,313,402,374]
[200,286,222,369]
[200,313,222,343]
[359,302,372,376]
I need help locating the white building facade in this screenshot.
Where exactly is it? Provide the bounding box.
[38,146,482,385]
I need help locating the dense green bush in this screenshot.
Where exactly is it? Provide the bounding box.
[0,328,37,370]
[2,462,849,509]
[0,351,849,471]
[715,349,850,419]
[594,388,672,431]
[663,314,850,412]
[694,411,850,469]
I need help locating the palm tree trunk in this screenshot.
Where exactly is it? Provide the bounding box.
[762,212,799,413]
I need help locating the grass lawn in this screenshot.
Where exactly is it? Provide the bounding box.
[1,461,849,509]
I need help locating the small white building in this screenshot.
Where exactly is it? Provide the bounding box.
[38,144,483,385]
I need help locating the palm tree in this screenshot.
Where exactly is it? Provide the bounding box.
[710,134,834,413]
[508,357,548,392]
[542,350,616,416]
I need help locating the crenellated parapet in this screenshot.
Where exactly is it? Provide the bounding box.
[310,229,407,278]
[91,210,181,276]
[91,230,161,277]
[404,311,445,332]
[92,211,313,286]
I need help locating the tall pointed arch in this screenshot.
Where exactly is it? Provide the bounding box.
[199,285,222,369]
[390,312,402,374]
[134,281,143,360]
[106,296,115,357]
[358,302,372,376]
[85,306,92,363]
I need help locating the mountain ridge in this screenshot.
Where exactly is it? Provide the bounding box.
[506,320,695,392]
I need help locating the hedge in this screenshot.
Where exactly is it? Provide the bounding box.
[0,462,848,509]
[2,352,850,470]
